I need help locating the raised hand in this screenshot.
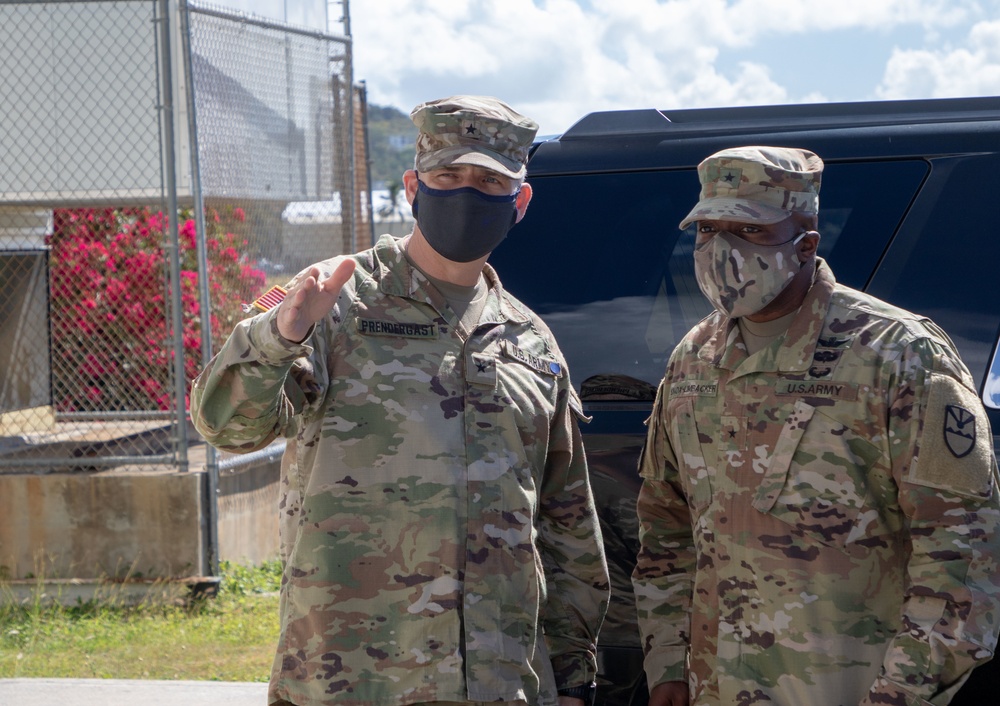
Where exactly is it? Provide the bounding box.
[276,258,356,343]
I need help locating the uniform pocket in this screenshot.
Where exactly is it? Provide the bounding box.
[752,400,900,548]
[668,397,714,514]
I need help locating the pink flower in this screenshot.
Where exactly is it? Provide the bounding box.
[49,205,266,412]
[180,219,197,250]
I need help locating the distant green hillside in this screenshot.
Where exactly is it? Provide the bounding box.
[366,103,416,187]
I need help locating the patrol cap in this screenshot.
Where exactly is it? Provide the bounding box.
[678,146,823,229]
[410,95,539,180]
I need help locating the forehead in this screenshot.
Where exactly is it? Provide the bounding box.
[698,215,796,229]
[425,164,507,179]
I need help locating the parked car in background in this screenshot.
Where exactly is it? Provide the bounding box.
[488,96,1000,706]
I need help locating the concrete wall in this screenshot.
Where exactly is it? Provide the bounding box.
[0,470,204,580]
[0,459,282,583]
[216,461,281,567]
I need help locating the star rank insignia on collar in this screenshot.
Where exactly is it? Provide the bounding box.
[242,285,287,314]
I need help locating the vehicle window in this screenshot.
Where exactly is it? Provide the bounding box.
[987,343,1000,409]
[494,160,927,397]
[866,154,1000,407]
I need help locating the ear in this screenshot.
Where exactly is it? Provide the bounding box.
[514,182,533,223]
[797,230,820,262]
[403,169,419,206]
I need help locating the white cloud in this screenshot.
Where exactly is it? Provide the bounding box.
[350,0,1000,134]
[876,20,1000,98]
[702,0,974,39]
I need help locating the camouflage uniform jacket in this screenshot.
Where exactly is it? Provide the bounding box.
[191,235,610,706]
[632,259,1000,706]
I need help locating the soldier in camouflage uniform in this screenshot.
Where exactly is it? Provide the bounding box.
[191,96,610,706]
[631,146,1000,706]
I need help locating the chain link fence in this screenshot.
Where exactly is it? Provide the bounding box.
[0,0,370,473]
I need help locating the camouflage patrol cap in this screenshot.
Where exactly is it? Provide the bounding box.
[678,146,823,229]
[410,95,538,180]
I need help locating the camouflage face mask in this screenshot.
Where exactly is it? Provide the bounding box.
[693,230,805,318]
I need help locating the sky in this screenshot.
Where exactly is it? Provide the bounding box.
[346,0,1000,136]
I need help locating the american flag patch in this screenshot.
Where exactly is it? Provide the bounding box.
[244,285,287,313]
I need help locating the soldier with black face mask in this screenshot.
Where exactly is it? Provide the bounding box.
[190,95,609,706]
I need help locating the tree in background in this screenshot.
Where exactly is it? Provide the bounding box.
[376,180,407,222]
[48,206,265,413]
[366,104,416,187]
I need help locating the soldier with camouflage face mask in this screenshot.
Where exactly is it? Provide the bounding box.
[191,95,610,706]
[632,146,1000,706]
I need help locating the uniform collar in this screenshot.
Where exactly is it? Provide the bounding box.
[371,234,530,324]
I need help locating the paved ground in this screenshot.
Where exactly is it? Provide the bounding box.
[0,678,268,705]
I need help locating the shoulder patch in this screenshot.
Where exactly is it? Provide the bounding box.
[944,404,977,458]
[910,372,994,498]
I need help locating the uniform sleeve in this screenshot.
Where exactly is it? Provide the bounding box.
[631,381,698,689]
[863,337,1000,705]
[537,378,611,689]
[190,307,327,453]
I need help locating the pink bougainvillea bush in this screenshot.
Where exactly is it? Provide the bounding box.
[48,206,265,413]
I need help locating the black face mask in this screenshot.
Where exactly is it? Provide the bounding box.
[411,180,519,263]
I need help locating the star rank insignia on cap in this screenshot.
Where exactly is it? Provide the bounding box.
[242,285,287,314]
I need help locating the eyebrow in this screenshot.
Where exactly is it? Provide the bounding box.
[435,165,510,183]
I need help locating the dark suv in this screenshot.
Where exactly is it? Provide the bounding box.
[488,96,1000,705]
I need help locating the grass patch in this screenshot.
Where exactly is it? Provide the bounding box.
[0,560,282,682]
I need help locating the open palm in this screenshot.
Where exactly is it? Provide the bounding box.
[277,258,356,343]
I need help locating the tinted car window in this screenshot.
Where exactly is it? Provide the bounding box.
[867,154,1000,409]
[494,160,928,397]
[987,343,1000,409]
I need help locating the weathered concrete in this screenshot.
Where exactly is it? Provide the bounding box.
[216,459,281,567]
[0,450,282,594]
[0,469,205,580]
[2,576,210,606]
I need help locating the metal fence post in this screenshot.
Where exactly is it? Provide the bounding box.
[179,0,219,577]
[357,80,375,248]
[157,0,190,473]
